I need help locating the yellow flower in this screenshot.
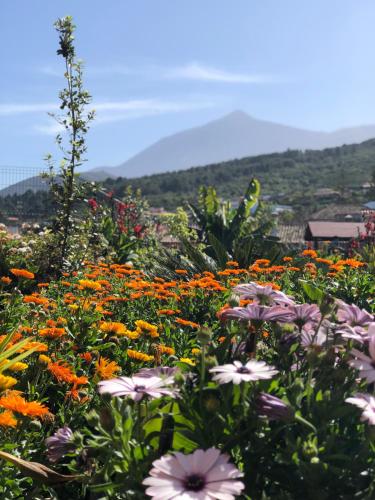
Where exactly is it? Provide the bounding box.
[134,320,159,338]
[0,374,18,391]
[38,354,52,365]
[95,357,121,380]
[127,349,154,362]
[180,358,196,366]
[99,321,128,335]
[191,348,201,356]
[7,361,28,372]
[78,279,102,291]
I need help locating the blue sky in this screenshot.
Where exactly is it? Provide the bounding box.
[1,0,375,181]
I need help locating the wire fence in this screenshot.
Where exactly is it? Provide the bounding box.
[0,165,50,223]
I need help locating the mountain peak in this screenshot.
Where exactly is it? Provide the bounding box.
[222,110,253,121]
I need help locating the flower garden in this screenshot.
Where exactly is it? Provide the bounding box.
[0,247,374,499]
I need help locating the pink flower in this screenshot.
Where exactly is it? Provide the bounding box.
[337,302,374,327]
[210,360,278,385]
[233,282,294,306]
[287,304,321,330]
[143,447,244,499]
[349,336,375,384]
[98,375,177,402]
[345,393,375,425]
[221,304,294,324]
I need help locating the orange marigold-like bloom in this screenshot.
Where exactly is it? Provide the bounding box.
[226,261,239,267]
[175,269,188,275]
[157,309,181,316]
[99,321,128,335]
[38,327,66,339]
[0,276,11,285]
[78,279,102,291]
[23,295,49,306]
[19,341,48,352]
[175,318,199,329]
[301,249,318,258]
[79,352,93,363]
[254,259,270,267]
[127,349,154,362]
[337,258,365,268]
[155,345,175,356]
[315,258,332,265]
[47,361,76,384]
[282,257,293,262]
[0,392,49,418]
[37,283,49,288]
[10,268,35,279]
[0,410,17,428]
[95,357,121,379]
[135,320,159,338]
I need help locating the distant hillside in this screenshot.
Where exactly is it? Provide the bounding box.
[85,111,375,179]
[104,139,375,217]
[1,139,374,221]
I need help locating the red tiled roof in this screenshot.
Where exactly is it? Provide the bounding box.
[307,221,366,239]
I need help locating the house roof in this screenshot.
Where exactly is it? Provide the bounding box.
[310,204,363,221]
[364,201,375,210]
[273,225,305,244]
[306,221,366,239]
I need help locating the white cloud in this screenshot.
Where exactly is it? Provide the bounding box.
[0,103,59,115]
[164,63,276,83]
[29,98,214,135]
[38,61,282,84]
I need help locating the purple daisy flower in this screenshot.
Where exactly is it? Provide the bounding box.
[234,282,294,306]
[337,302,374,327]
[98,375,178,401]
[256,393,293,421]
[221,304,295,324]
[143,447,244,499]
[287,304,321,330]
[349,336,375,384]
[45,426,75,463]
[210,360,278,385]
[345,393,375,425]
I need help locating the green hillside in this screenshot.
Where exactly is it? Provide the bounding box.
[104,140,375,216]
[1,140,375,221]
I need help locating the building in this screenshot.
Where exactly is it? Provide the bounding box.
[305,221,366,249]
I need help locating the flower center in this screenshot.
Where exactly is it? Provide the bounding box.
[236,366,250,374]
[184,474,206,491]
[134,385,146,392]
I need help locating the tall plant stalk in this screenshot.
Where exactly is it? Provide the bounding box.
[46,16,95,271]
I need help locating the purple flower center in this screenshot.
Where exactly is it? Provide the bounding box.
[184,474,206,491]
[134,385,146,392]
[236,366,250,374]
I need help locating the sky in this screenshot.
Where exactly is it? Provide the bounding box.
[1,0,375,183]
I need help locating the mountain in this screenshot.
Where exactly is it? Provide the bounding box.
[85,111,375,179]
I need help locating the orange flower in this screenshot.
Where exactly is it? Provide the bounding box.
[10,268,35,279]
[99,321,128,335]
[37,283,49,288]
[0,276,11,285]
[127,349,154,362]
[301,249,318,258]
[23,295,49,306]
[78,279,102,291]
[79,352,93,363]
[157,309,181,316]
[95,357,121,379]
[282,257,293,262]
[47,361,76,384]
[0,392,49,418]
[0,410,17,428]
[315,258,332,265]
[175,318,199,329]
[155,345,175,356]
[19,341,48,352]
[254,259,270,267]
[175,269,188,275]
[38,327,66,339]
[226,261,239,267]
